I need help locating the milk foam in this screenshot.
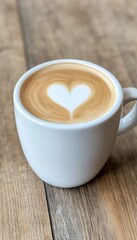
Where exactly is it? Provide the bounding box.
[20,62,116,123]
[47,84,91,118]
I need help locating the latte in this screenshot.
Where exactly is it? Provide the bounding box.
[20,63,116,123]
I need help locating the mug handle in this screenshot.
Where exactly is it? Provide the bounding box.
[118,87,137,135]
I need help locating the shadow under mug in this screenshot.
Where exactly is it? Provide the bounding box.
[13,59,137,188]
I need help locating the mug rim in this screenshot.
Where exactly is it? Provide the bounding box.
[13,59,123,129]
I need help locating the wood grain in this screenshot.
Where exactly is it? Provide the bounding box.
[17,0,137,239]
[0,0,53,239]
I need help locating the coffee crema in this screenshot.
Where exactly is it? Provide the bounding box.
[20,63,116,123]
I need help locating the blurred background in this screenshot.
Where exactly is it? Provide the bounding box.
[1,0,137,86]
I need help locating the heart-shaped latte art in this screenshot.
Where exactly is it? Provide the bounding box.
[47,83,91,117]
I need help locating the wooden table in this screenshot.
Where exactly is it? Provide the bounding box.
[0,0,137,239]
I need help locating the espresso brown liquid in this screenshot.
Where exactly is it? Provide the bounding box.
[20,63,116,123]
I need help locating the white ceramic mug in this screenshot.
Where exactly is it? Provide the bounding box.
[13,59,137,188]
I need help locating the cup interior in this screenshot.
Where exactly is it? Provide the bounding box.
[13,59,123,129]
